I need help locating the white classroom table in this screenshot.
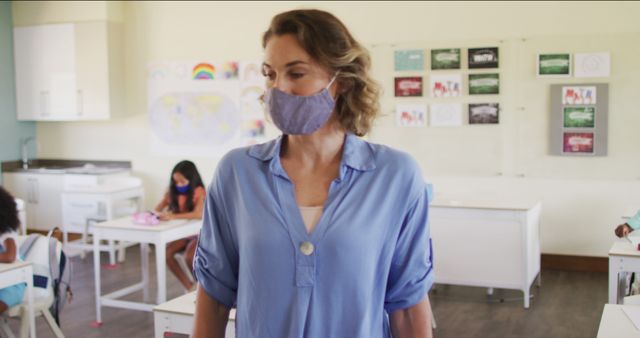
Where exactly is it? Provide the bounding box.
[0,261,36,338]
[597,304,640,337]
[429,196,542,308]
[92,217,201,324]
[608,241,640,304]
[153,291,236,338]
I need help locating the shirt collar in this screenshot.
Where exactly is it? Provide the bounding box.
[247,133,376,174]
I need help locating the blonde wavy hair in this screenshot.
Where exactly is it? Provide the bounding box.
[262,9,380,136]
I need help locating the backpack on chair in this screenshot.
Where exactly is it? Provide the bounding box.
[19,227,73,326]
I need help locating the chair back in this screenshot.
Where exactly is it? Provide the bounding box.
[16,235,57,305]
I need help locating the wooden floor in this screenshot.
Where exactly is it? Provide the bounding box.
[4,246,608,337]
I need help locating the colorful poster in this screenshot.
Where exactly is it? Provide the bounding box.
[563,132,594,154]
[574,52,610,78]
[562,86,597,105]
[429,103,462,127]
[394,77,423,97]
[147,60,266,157]
[468,47,499,69]
[563,107,595,128]
[396,104,427,127]
[431,48,461,70]
[538,53,571,76]
[468,103,499,124]
[394,49,424,71]
[430,74,462,98]
[468,74,499,95]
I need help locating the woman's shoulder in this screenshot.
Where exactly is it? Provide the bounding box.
[366,141,422,175]
[217,138,280,171]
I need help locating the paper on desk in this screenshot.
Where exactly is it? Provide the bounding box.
[622,306,640,331]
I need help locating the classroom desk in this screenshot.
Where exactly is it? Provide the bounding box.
[608,241,640,304]
[429,196,542,308]
[597,304,640,337]
[0,261,35,338]
[92,217,201,324]
[153,291,236,338]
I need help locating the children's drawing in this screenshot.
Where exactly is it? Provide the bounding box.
[430,74,462,98]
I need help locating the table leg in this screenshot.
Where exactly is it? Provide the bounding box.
[155,240,167,304]
[153,312,167,338]
[609,256,619,304]
[108,239,116,265]
[24,265,35,338]
[141,243,149,301]
[94,231,103,323]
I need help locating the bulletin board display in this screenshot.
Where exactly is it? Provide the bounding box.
[549,83,608,156]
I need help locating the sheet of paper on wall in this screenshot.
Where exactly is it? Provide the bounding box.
[574,52,610,78]
[562,86,597,105]
[430,74,462,98]
[429,103,462,127]
[396,104,427,127]
[394,49,425,71]
[622,305,640,330]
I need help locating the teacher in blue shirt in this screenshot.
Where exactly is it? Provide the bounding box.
[192,9,434,338]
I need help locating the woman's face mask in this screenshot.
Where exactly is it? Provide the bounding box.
[264,73,338,135]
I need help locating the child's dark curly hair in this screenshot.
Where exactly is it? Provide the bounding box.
[0,186,20,235]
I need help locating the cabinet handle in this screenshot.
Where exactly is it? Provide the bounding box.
[32,178,39,204]
[77,89,83,116]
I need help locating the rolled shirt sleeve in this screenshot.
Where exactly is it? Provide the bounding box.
[384,185,434,313]
[193,176,239,309]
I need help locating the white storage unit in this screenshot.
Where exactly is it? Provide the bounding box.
[2,169,130,232]
[3,172,65,231]
[430,196,542,308]
[13,21,124,121]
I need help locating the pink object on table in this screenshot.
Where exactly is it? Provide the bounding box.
[132,212,160,225]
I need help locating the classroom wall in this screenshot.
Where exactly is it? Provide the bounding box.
[11,1,640,256]
[0,2,35,184]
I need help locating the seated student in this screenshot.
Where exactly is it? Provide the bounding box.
[615,210,640,238]
[154,161,206,292]
[0,186,26,314]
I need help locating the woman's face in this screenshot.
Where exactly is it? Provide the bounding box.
[262,34,336,97]
[173,172,189,187]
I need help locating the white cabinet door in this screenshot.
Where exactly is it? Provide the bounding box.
[13,25,47,120]
[2,173,64,231]
[75,22,110,120]
[13,24,78,120]
[35,173,65,231]
[2,173,37,229]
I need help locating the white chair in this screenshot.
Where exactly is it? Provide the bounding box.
[0,235,65,338]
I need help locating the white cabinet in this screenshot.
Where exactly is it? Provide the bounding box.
[430,197,542,308]
[13,22,123,121]
[2,172,65,231]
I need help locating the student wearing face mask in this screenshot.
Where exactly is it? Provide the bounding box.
[193,9,434,338]
[155,160,205,292]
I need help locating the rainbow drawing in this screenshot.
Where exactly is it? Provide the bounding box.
[192,63,215,80]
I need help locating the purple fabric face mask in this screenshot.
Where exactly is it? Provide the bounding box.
[264,74,338,135]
